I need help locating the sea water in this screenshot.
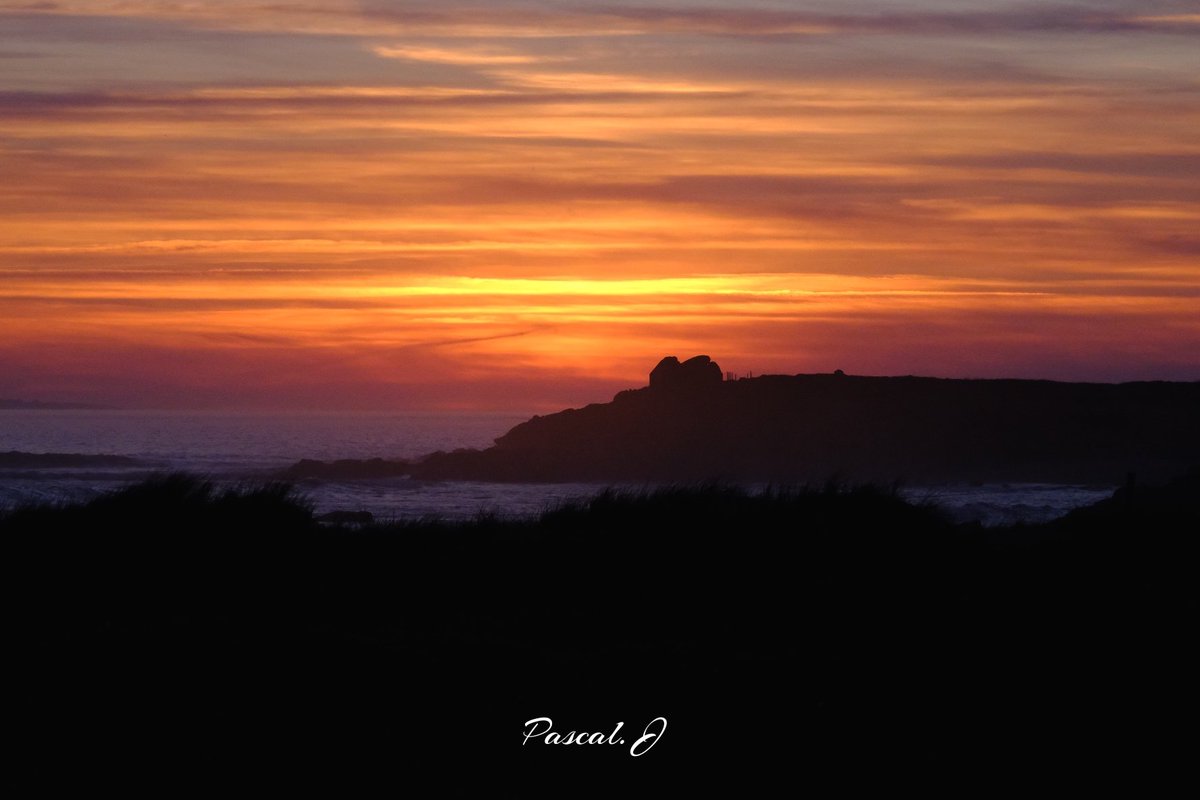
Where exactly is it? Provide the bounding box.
[0,409,612,519]
[0,409,1115,524]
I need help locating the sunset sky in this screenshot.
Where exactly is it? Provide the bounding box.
[2,1,1198,410]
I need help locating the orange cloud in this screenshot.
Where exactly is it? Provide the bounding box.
[1,2,1197,407]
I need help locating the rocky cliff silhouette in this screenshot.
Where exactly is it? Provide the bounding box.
[408,356,1200,484]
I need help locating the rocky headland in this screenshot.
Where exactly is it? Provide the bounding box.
[288,356,1200,485]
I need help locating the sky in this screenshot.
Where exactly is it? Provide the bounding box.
[1,1,1198,410]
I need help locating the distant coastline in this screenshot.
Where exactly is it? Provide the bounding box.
[0,451,147,469]
[0,399,115,411]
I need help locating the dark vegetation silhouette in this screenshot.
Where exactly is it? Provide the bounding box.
[7,470,1198,779]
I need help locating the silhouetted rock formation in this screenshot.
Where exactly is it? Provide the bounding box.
[649,354,723,391]
[410,362,1200,484]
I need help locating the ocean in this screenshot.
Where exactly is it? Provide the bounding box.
[0,409,1115,525]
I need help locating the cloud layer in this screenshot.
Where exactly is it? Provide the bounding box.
[1,1,1197,407]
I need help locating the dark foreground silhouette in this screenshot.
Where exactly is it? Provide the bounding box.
[6,471,1198,782]
[285,357,1200,485]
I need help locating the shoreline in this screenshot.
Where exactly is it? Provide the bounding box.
[1,456,1117,526]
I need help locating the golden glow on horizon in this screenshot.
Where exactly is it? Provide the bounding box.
[372,45,556,66]
[1137,15,1200,24]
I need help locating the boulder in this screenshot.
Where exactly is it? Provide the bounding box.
[649,355,723,391]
